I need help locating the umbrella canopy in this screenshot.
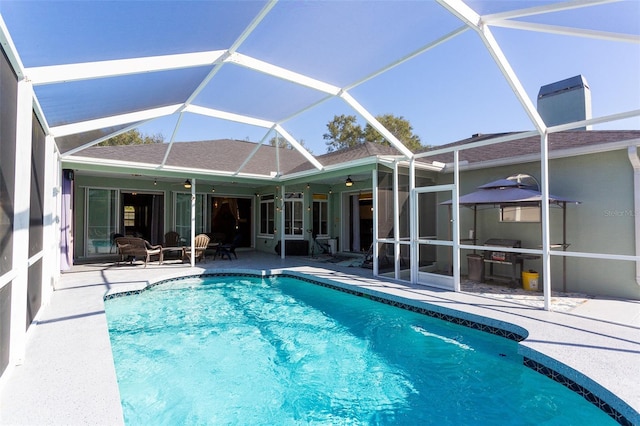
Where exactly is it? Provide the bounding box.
[442,178,579,206]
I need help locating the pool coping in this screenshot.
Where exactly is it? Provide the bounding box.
[1,259,638,425]
[104,267,640,425]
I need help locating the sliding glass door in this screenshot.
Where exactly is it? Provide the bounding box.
[86,188,118,255]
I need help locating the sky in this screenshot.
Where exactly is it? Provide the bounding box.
[1,0,639,155]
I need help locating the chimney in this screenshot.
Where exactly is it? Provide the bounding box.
[537,75,592,130]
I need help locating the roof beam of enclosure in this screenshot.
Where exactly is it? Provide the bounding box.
[339,91,414,159]
[233,128,274,176]
[275,124,324,170]
[225,52,341,95]
[25,51,227,85]
[60,121,148,157]
[345,25,469,91]
[183,104,274,128]
[160,111,186,168]
[488,21,640,44]
[50,104,183,138]
[437,0,547,134]
[483,0,617,21]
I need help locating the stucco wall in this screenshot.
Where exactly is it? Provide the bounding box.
[438,149,639,300]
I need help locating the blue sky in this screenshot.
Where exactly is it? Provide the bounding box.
[1,0,638,155]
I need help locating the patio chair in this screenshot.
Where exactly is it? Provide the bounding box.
[162,231,183,260]
[215,234,242,260]
[183,234,210,263]
[115,236,163,267]
[164,231,181,247]
[110,232,124,253]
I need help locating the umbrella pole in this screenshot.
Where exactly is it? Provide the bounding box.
[473,205,477,254]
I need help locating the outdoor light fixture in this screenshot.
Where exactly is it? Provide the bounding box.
[153,179,157,186]
[184,179,192,189]
[345,176,353,187]
[211,186,215,193]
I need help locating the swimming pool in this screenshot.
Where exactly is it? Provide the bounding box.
[105,274,615,425]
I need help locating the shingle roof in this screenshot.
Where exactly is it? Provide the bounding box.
[418,130,640,166]
[77,139,313,176]
[286,142,402,174]
[74,131,640,178]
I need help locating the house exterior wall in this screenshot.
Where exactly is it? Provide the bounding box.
[437,149,639,300]
[71,174,258,259]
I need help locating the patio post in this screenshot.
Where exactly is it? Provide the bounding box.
[540,133,552,310]
[9,78,34,366]
[393,161,400,280]
[281,184,285,259]
[372,168,379,276]
[190,178,196,267]
[409,158,416,284]
[452,150,461,292]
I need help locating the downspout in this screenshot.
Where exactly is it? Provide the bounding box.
[628,146,640,286]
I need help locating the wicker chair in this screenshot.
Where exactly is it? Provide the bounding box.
[115,237,163,267]
[164,231,181,247]
[183,234,210,263]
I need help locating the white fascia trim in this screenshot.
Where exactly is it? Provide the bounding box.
[443,138,640,173]
[393,158,446,172]
[275,124,324,170]
[488,20,640,44]
[63,156,279,180]
[415,130,541,159]
[226,52,341,95]
[26,50,227,85]
[281,156,380,181]
[184,104,274,128]
[50,104,183,137]
[339,91,414,159]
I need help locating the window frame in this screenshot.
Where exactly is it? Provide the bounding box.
[283,192,304,239]
[258,194,275,237]
[312,194,329,238]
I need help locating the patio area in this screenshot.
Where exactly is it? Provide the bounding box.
[0,250,638,425]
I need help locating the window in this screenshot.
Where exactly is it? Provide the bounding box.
[123,205,135,227]
[259,194,275,235]
[86,188,118,255]
[284,192,304,237]
[175,193,205,238]
[500,204,541,223]
[312,194,328,237]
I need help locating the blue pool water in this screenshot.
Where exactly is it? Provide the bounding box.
[105,275,614,425]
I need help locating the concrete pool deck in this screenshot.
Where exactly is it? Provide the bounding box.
[0,251,638,425]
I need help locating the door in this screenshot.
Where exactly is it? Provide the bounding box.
[121,192,164,245]
[341,192,373,253]
[413,185,456,290]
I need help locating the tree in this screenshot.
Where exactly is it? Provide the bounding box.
[323,114,423,152]
[268,135,309,152]
[323,114,363,152]
[363,114,423,151]
[97,129,164,146]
